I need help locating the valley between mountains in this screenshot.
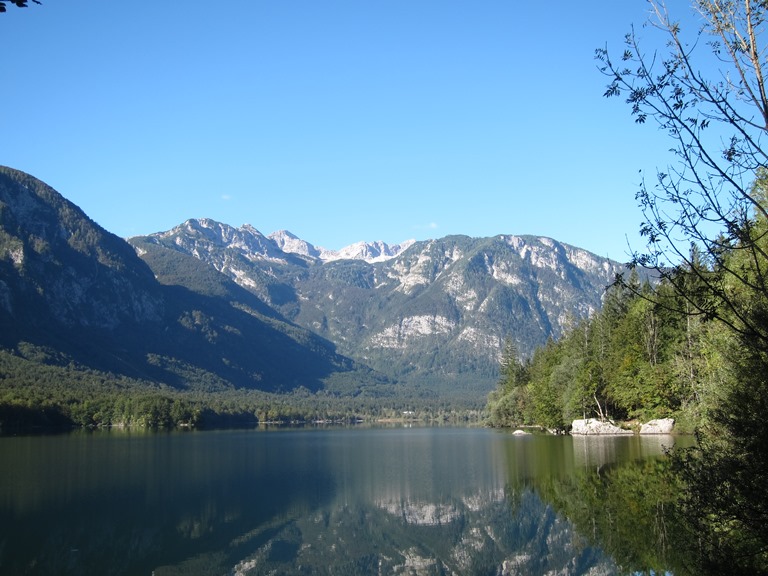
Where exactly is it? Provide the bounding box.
[0,166,625,425]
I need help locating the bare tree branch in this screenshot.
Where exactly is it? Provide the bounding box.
[596,0,768,348]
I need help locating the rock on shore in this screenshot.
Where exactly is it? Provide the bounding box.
[639,418,675,434]
[570,418,633,435]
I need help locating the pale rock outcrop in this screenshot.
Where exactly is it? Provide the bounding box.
[639,418,675,434]
[570,418,633,435]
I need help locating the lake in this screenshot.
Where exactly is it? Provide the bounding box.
[0,426,689,575]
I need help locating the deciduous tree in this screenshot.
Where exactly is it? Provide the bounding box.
[598,1,768,572]
[596,0,768,349]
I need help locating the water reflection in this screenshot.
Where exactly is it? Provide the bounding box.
[570,434,679,469]
[0,427,688,575]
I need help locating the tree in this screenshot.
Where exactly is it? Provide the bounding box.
[487,339,530,427]
[597,1,768,573]
[596,0,768,349]
[497,339,527,393]
[526,338,567,431]
[0,0,41,12]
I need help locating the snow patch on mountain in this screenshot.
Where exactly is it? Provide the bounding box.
[270,230,415,263]
[328,239,416,263]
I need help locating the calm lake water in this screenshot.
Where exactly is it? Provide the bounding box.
[0,426,689,575]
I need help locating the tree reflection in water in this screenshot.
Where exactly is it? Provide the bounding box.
[0,428,694,575]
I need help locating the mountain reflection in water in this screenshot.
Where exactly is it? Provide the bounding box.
[0,427,687,575]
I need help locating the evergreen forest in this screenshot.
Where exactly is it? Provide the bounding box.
[487,267,715,432]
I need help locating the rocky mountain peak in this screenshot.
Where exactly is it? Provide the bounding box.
[268,229,322,259]
[327,239,417,263]
[155,220,413,266]
[155,218,289,264]
[269,231,416,264]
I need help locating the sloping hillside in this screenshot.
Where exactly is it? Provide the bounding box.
[0,166,376,397]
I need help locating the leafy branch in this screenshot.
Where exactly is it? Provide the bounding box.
[0,1,41,13]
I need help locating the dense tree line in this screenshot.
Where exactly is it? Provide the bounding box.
[487,267,711,432]
[0,347,483,432]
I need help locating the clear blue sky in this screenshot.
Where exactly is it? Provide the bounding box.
[1,1,691,260]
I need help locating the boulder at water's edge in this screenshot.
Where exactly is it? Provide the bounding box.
[571,418,633,435]
[639,418,675,434]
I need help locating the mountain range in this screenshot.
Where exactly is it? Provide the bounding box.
[131,218,623,395]
[0,166,626,409]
